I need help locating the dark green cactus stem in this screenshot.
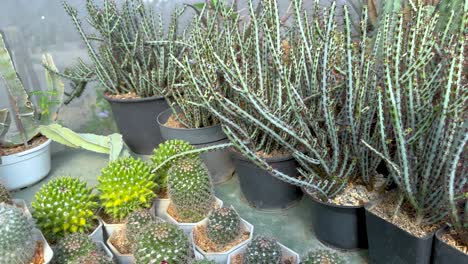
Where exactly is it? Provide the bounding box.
[0,204,35,263]
[167,156,215,222]
[134,222,192,263]
[243,236,282,264]
[32,177,98,240]
[0,183,11,203]
[98,157,157,221]
[151,139,196,193]
[53,233,98,263]
[125,209,164,245]
[71,251,114,264]
[302,249,345,264]
[206,207,242,246]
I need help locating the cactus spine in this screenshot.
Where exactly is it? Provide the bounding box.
[243,236,282,264]
[206,207,242,246]
[125,209,164,245]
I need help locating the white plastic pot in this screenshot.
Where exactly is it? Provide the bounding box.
[89,219,105,243]
[12,199,32,218]
[105,225,135,264]
[160,197,223,234]
[35,228,53,264]
[192,218,254,263]
[0,139,52,190]
[151,197,170,218]
[226,241,300,264]
[96,241,114,261]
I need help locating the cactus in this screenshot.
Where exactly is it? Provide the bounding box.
[0,204,36,263]
[72,251,114,264]
[98,157,157,221]
[151,139,196,191]
[243,236,282,264]
[167,156,215,222]
[125,209,164,245]
[206,207,242,246]
[32,177,98,240]
[134,222,192,263]
[302,250,345,264]
[0,183,11,203]
[192,260,216,264]
[53,233,96,263]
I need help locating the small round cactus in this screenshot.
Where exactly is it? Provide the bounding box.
[125,209,164,244]
[302,249,345,264]
[0,204,36,263]
[98,157,157,221]
[53,233,97,263]
[192,259,216,264]
[134,222,192,263]
[32,177,98,240]
[72,251,114,264]
[151,139,196,190]
[206,207,242,246]
[243,236,282,264]
[0,183,11,203]
[167,156,215,222]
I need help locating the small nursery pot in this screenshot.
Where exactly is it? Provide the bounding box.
[96,241,114,261]
[305,191,368,249]
[104,94,168,155]
[89,219,105,243]
[191,218,254,263]
[365,199,434,264]
[101,216,126,241]
[161,197,223,234]
[226,241,300,264]
[157,108,235,184]
[0,139,51,190]
[433,226,467,264]
[12,199,32,218]
[231,151,303,210]
[106,225,135,264]
[151,197,171,218]
[35,228,54,264]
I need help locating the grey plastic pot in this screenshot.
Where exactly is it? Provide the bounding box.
[191,218,254,263]
[0,139,52,190]
[35,228,54,264]
[365,199,434,264]
[433,226,467,264]
[151,197,171,218]
[89,219,105,243]
[157,108,234,184]
[106,225,135,264]
[231,151,303,210]
[305,190,368,249]
[226,240,300,264]
[104,94,168,155]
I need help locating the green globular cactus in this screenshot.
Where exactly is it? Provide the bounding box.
[0,204,36,263]
[0,183,11,203]
[167,156,215,222]
[302,250,345,264]
[192,259,216,264]
[206,207,241,246]
[98,157,157,221]
[72,251,114,264]
[134,222,192,263]
[151,139,196,191]
[243,236,282,264]
[32,177,98,240]
[125,209,164,244]
[53,233,97,263]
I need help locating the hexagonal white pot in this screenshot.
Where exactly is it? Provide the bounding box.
[89,219,105,243]
[151,197,170,218]
[12,199,32,218]
[35,228,53,264]
[105,225,135,264]
[192,218,254,263]
[161,197,223,234]
[226,241,300,264]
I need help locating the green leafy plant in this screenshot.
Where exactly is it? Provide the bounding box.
[32,177,99,240]
[206,207,242,246]
[133,222,192,263]
[243,236,282,264]
[0,204,36,263]
[167,156,215,222]
[302,249,345,264]
[98,157,156,221]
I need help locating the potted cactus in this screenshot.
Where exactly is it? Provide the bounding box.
[159,155,223,233]
[191,207,254,263]
[361,4,466,264]
[0,203,53,264]
[0,182,32,217]
[31,177,103,243]
[301,249,345,264]
[60,0,186,154]
[53,233,113,264]
[227,236,300,264]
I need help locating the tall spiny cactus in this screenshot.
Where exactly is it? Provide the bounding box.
[362,3,467,224]
[61,0,186,101]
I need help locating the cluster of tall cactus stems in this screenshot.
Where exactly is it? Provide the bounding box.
[61,0,186,101]
[362,4,467,225]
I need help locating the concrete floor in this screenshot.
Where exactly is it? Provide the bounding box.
[12,148,368,263]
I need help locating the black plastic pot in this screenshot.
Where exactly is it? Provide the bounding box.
[306,191,368,250]
[433,226,467,264]
[104,94,168,155]
[365,200,434,264]
[157,108,234,184]
[231,151,303,210]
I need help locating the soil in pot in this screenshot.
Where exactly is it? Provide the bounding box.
[167,201,220,223]
[0,135,48,156]
[439,229,468,255]
[229,252,296,264]
[193,223,251,253]
[109,227,132,255]
[32,240,46,264]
